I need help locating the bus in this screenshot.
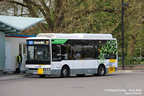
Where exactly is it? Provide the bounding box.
[25,33,118,78]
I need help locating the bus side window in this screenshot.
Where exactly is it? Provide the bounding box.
[73,46,83,60]
[95,46,99,59]
[83,47,94,60]
[61,46,72,60]
[52,44,61,61]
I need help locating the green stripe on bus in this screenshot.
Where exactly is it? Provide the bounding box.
[51,39,68,44]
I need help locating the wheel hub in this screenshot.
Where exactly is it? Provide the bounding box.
[63,69,67,76]
[100,67,104,75]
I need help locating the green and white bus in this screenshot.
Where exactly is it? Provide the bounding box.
[25,33,117,78]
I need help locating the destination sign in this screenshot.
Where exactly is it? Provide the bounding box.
[34,41,45,44]
[28,41,49,45]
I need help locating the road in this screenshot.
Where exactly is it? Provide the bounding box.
[0,72,143,96]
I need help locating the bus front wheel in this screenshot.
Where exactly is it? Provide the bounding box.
[98,65,106,76]
[61,66,70,78]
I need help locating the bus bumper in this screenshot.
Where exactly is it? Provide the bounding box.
[106,67,118,74]
[25,70,51,75]
[25,69,61,76]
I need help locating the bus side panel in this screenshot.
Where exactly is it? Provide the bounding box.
[73,60,84,74]
[96,60,109,74]
[60,60,73,74]
[51,62,61,75]
[83,60,95,74]
[51,60,73,75]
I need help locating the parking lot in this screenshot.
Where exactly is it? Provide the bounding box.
[0,72,143,96]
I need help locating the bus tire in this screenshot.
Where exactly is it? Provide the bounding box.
[98,65,106,76]
[39,75,46,78]
[61,66,70,78]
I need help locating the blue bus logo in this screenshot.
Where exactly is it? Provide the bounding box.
[28,41,33,44]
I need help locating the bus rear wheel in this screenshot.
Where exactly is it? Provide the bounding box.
[61,66,70,78]
[39,75,46,78]
[98,65,105,76]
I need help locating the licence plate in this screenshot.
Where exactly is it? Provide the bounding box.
[35,65,44,68]
[32,72,38,74]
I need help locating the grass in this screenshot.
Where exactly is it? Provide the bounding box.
[118,59,144,66]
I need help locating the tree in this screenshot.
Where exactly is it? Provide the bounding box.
[122,0,144,57]
[111,0,144,65]
[0,0,121,34]
[2,0,144,65]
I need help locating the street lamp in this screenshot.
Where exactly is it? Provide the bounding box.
[122,0,128,70]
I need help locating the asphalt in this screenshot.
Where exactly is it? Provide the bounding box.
[0,72,27,81]
[0,70,144,81]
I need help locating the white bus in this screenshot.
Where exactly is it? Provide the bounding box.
[25,33,117,78]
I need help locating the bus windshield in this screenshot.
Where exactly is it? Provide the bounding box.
[26,40,50,64]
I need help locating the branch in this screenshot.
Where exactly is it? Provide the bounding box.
[85,7,120,14]
[9,0,28,8]
[39,0,53,30]
[109,21,121,33]
[103,7,120,13]
[9,0,45,15]
[49,0,51,9]
[71,0,84,8]
[129,34,135,39]
[71,7,120,21]
[0,0,7,5]
[64,7,120,28]
[53,0,66,32]
[23,0,44,11]
[36,23,49,33]
[39,0,50,16]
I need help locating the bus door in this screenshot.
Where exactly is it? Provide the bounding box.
[51,44,61,71]
[72,46,84,74]
[83,46,95,74]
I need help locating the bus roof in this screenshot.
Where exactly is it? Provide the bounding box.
[36,33,113,39]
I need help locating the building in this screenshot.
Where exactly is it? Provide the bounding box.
[5,34,36,72]
[0,15,43,74]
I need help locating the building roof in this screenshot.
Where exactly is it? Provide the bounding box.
[0,15,43,33]
[5,34,36,38]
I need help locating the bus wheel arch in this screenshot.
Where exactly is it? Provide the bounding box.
[98,64,106,76]
[61,64,70,78]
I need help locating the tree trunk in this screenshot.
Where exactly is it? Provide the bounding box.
[36,23,49,33]
[128,36,136,55]
[24,0,49,33]
[127,18,142,56]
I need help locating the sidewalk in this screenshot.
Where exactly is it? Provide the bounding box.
[0,70,144,81]
[0,71,26,81]
[118,65,144,70]
[115,70,144,73]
